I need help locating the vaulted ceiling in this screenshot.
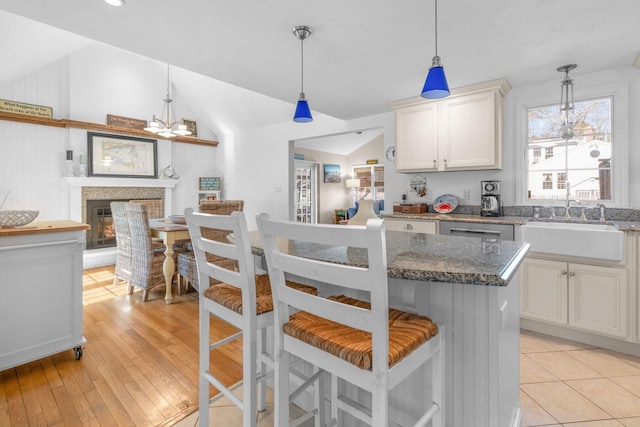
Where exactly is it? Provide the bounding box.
[0,0,638,127]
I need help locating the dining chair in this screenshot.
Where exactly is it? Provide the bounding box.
[125,203,171,301]
[184,208,322,427]
[176,200,244,293]
[130,198,164,219]
[110,201,132,285]
[257,214,444,427]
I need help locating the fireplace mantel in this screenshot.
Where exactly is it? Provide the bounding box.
[64,177,178,223]
[64,177,179,189]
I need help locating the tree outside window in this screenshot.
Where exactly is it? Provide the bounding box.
[527,97,612,202]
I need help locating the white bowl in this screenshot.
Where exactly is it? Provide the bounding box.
[0,210,39,228]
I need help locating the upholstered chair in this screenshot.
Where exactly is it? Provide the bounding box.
[346,199,379,225]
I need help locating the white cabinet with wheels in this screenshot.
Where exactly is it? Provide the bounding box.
[520,257,629,339]
[384,218,437,234]
[390,78,510,173]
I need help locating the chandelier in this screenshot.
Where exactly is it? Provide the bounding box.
[557,64,577,139]
[144,64,192,138]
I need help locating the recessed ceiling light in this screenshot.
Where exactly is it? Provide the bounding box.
[105,0,125,6]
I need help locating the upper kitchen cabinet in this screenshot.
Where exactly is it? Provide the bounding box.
[390,78,511,173]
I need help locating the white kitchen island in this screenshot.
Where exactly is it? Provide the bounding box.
[0,220,89,371]
[249,229,529,427]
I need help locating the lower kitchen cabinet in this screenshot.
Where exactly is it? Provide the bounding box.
[384,218,438,234]
[520,257,628,339]
[520,258,568,325]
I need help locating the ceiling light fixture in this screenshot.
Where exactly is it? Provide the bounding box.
[292,26,313,123]
[558,64,577,139]
[421,0,450,99]
[144,64,192,139]
[104,0,125,6]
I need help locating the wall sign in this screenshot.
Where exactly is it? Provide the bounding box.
[0,99,52,118]
[106,114,147,130]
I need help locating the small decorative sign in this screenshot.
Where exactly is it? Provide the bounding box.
[199,177,221,191]
[366,159,379,164]
[182,119,198,137]
[0,99,52,118]
[106,114,148,130]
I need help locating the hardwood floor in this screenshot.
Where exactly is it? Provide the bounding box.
[0,266,241,427]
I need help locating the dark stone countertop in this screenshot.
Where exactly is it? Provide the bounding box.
[384,212,640,232]
[249,230,530,287]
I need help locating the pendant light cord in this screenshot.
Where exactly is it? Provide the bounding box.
[434,0,439,57]
[300,36,305,94]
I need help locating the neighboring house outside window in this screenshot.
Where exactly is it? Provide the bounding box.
[545,147,554,160]
[557,172,567,190]
[526,97,612,203]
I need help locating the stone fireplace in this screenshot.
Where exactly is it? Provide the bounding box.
[64,177,178,268]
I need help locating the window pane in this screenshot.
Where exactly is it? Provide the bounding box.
[527,97,612,202]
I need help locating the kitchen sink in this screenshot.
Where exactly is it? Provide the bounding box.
[520,220,624,260]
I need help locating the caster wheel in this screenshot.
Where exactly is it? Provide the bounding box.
[74,347,83,360]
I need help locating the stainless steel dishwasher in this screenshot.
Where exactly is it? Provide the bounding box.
[438,220,514,241]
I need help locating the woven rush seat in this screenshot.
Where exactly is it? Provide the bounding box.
[284,295,438,370]
[204,274,317,315]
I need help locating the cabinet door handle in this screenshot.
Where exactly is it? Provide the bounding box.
[432,159,437,168]
[404,224,413,230]
[561,271,568,275]
[569,272,575,276]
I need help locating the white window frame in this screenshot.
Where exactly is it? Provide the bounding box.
[515,81,629,207]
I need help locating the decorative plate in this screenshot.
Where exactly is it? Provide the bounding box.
[433,194,458,214]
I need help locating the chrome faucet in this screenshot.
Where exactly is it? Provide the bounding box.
[595,203,606,222]
[564,182,571,218]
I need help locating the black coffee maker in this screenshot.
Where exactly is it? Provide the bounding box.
[480,180,502,217]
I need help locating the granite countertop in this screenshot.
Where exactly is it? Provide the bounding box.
[248,230,530,287]
[385,212,640,231]
[384,212,530,225]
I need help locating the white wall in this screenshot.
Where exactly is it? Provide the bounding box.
[0,44,219,220]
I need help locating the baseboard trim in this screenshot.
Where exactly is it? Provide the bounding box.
[521,318,640,357]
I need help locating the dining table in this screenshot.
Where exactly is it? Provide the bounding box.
[149,218,190,304]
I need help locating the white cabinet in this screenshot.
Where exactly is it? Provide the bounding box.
[569,263,627,338]
[0,222,88,371]
[520,257,628,339]
[519,258,568,325]
[390,78,510,173]
[384,218,437,234]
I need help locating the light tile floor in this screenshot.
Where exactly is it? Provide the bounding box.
[520,329,640,427]
[173,329,640,427]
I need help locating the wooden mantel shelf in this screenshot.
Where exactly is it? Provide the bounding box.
[0,111,218,147]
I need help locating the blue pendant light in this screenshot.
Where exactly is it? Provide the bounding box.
[421,0,450,99]
[293,26,313,123]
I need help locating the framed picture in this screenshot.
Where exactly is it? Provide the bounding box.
[87,132,158,178]
[199,177,221,191]
[323,164,341,183]
[182,119,198,137]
